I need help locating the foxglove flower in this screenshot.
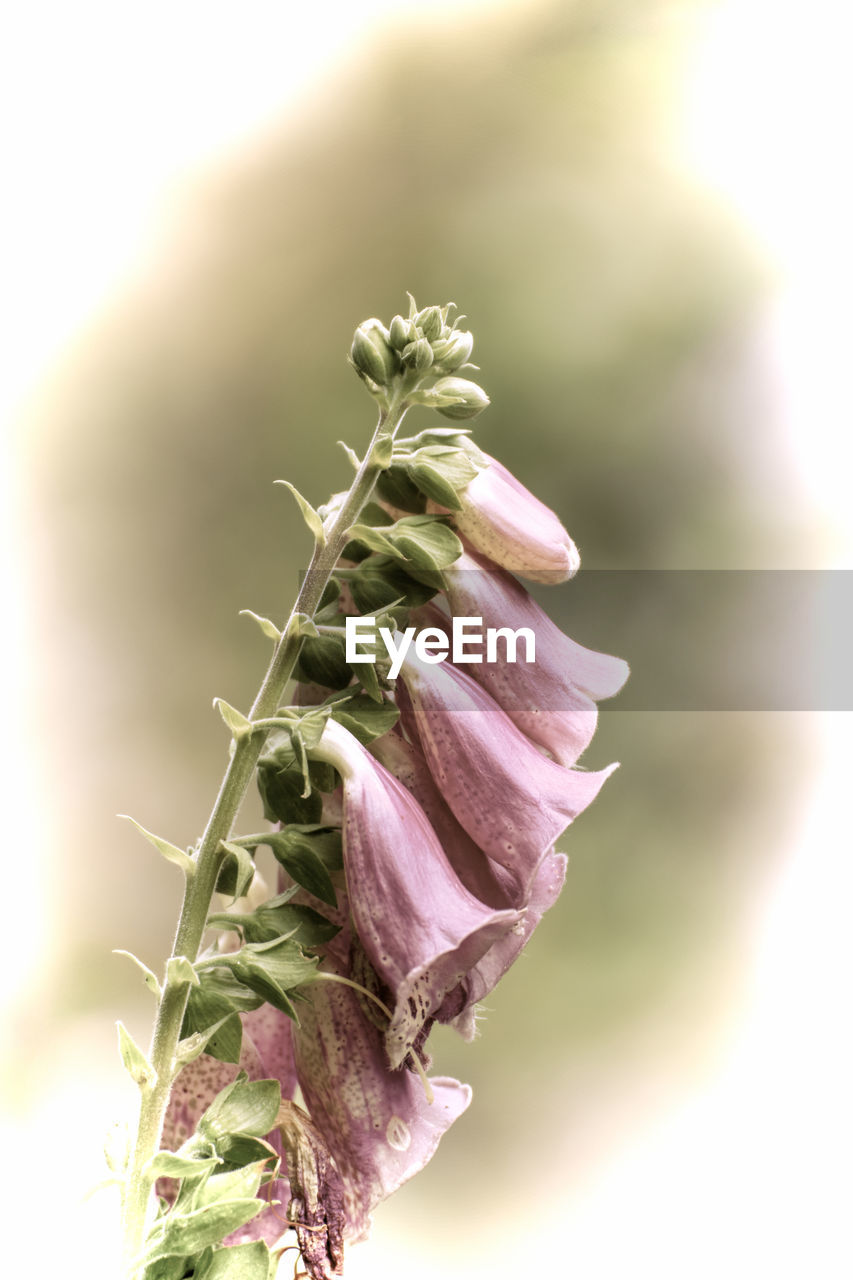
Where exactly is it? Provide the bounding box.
[435,546,629,765]
[371,731,568,1036]
[399,650,617,905]
[293,942,472,1242]
[428,453,580,583]
[312,716,521,1067]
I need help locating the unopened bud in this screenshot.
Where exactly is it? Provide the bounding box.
[415,305,443,341]
[351,319,399,386]
[401,337,434,372]
[430,376,490,420]
[389,314,415,350]
[431,329,474,372]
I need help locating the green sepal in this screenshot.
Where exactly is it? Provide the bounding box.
[195,1240,272,1280]
[293,633,353,690]
[213,1134,279,1172]
[209,892,340,949]
[139,1201,264,1268]
[376,463,427,513]
[238,610,281,643]
[346,560,439,613]
[256,762,323,826]
[175,1013,239,1068]
[194,1160,267,1210]
[142,1254,189,1280]
[198,1077,282,1143]
[214,699,252,742]
[207,937,320,1017]
[117,1021,155,1089]
[329,693,399,745]
[263,828,340,905]
[113,949,161,998]
[275,480,326,545]
[182,970,263,1065]
[355,656,384,703]
[388,515,462,570]
[216,840,256,901]
[120,816,195,878]
[144,1151,222,1181]
[407,461,462,510]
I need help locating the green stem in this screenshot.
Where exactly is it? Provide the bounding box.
[121,388,411,1276]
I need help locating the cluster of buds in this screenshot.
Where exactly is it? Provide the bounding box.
[350,295,489,420]
[157,302,628,1279]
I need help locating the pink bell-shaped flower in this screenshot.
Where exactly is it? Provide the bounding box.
[370,732,569,1037]
[293,942,472,1243]
[312,717,522,1068]
[399,650,617,905]
[435,546,628,765]
[428,453,580,583]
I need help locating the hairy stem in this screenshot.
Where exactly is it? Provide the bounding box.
[121,389,410,1275]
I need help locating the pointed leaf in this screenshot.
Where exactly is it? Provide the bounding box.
[141,1201,264,1266]
[214,699,252,742]
[337,440,361,470]
[276,480,325,544]
[216,841,255,901]
[239,610,281,643]
[117,1021,155,1089]
[269,832,338,906]
[120,816,195,878]
[199,1078,282,1142]
[113,950,161,998]
[145,1151,222,1180]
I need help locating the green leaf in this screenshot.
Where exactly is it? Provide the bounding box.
[389,515,462,570]
[175,1013,239,1067]
[376,462,427,513]
[337,440,361,471]
[256,762,323,826]
[166,956,199,989]
[293,633,353,689]
[113,950,161,998]
[208,897,340,949]
[142,1254,189,1280]
[408,460,463,510]
[196,1240,272,1280]
[216,840,256,901]
[357,501,394,527]
[267,831,338,906]
[199,1078,282,1142]
[347,561,438,614]
[238,610,281,643]
[194,1161,267,1210]
[214,699,252,741]
[144,1151,222,1181]
[120,816,195,878]
[330,693,399,744]
[183,971,264,1064]
[276,480,326,544]
[223,936,320,1014]
[213,1134,279,1171]
[117,1021,155,1089]
[372,434,394,468]
[141,1201,264,1266]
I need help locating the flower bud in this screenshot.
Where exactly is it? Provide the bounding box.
[389,314,415,351]
[351,319,399,386]
[419,376,489,420]
[415,305,443,340]
[401,337,434,372]
[431,329,474,372]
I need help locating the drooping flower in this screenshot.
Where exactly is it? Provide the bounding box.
[311,716,522,1068]
[427,453,580,583]
[399,649,617,905]
[292,939,472,1243]
[370,731,568,1037]
[431,545,629,765]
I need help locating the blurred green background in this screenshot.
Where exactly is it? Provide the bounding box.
[7,1,822,1276]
